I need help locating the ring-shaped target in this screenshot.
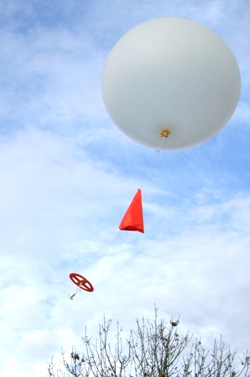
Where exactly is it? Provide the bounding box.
[69,273,94,292]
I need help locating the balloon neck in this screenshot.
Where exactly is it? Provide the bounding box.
[160,130,170,138]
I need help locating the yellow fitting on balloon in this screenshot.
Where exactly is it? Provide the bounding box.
[160,129,170,138]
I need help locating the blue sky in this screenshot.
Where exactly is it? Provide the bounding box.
[0,0,249,376]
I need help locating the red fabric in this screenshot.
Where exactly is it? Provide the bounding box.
[119,189,144,233]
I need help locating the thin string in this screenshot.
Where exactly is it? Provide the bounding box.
[140,136,168,187]
[69,233,119,299]
[88,231,120,277]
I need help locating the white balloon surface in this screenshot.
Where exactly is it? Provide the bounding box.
[102,17,241,150]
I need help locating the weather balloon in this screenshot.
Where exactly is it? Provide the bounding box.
[102,17,241,150]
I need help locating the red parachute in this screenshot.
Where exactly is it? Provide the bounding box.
[119,189,144,233]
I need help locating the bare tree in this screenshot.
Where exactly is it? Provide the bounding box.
[47,317,131,377]
[129,313,190,377]
[47,309,250,377]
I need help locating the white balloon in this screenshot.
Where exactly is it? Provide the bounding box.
[102,17,241,150]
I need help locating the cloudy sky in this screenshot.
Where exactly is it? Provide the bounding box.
[0,0,249,376]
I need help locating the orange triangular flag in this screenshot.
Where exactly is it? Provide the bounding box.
[119,189,144,233]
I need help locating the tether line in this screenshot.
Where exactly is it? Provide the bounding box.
[140,135,168,187]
